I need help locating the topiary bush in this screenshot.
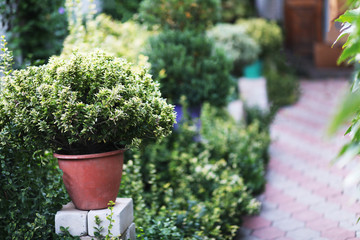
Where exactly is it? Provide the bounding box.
[0,50,175,154]
[139,0,221,31]
[146,29,233,107]
[236,18,283,57]
[207,23,260,75]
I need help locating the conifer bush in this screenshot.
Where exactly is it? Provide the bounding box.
[146,30,233,107]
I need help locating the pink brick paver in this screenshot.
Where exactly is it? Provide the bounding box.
[238,79,360,240]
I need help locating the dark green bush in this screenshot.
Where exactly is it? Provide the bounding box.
[0,150,69,239]
[146,30,233,107]
[139,0,221,31]
[221,0,256,23]
[101,0,142,22]
[264,53,299,109]
[0,0,68,66]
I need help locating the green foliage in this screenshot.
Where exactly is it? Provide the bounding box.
[139,0,221,31]
[207,23,260,74]
[329,1,360,188]
[0,0,68,66]
[0,35,14,78]
[0,150,69,239]
[146,29,233,107]
[118,104,269,239]
[200,104,270,193]
[0,51,176,154]
[101,0,142,22]
[264,53,299,109]
[221,0,256,23]
[63,2,152,66]
[236,18,283,57]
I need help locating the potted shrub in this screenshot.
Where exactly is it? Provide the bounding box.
[0,50,176,210]
[207,23,260,77]
[236,18,283,77]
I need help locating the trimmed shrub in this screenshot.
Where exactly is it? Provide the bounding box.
[146,29,233,107]
[0,51,175,154]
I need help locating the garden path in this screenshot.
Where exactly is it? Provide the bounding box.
[238,79,360,240]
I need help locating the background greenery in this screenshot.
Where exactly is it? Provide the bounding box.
[0,0,68,67]
[0,0,302,239]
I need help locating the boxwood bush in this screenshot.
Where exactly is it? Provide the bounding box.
[0,50,175,154]
[146,29,233,107]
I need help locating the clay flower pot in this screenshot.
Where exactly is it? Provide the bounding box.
[54,149,125,210]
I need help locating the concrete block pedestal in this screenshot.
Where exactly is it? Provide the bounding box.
[238,77,269,112]
[55,198,135,239]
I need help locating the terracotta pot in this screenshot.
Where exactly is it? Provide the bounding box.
[54,149,125,210]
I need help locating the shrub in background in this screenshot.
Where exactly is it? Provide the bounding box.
[119,104,266,239]
[207,23,260,75]
[146,30,233,107]
[101,0,142,22]
[236,18,283,57]
[63,1,152,66]
[140,0,221,31]
[221,0,256,23]
[264,53,299,109]
[0,0,68,67]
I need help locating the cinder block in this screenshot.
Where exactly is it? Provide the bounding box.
[120,223,136,240]
[88,198,134,237]
[227,99,245,122]
[55,202,88,236]
[239,77,269,112]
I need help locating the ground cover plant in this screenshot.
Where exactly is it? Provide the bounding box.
[120,104,269,239]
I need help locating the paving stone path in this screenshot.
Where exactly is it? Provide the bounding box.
[238,79,360,240]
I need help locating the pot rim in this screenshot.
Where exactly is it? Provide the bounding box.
[53,149,125,160]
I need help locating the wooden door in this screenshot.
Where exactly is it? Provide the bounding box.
[285,0,323,55]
